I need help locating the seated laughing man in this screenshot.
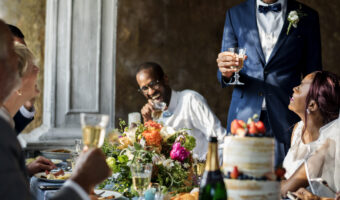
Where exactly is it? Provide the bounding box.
[136,62,227,160]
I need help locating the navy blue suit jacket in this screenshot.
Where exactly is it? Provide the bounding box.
[218,0,322,146]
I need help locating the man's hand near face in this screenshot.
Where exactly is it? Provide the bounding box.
[141,99,154,122]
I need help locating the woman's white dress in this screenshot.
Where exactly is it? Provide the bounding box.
[283,119,340,197]
[282,121,324,179]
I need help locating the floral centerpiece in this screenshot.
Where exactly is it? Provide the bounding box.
[99,120,197,198]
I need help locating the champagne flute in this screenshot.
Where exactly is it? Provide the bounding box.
[80,113,109,149]
[228,47,246,85]
[152,101,166,121]
[194,158,206,185]
[131,163,153,200]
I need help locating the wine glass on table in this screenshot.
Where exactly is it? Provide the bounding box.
[228,47,246,85]
[80,113,109,149]
[194,158,206,185]
[131,163,153,200]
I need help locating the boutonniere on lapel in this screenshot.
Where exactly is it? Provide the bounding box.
[286,5,307,35]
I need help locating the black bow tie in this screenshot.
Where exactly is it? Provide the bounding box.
[258,3,282,14]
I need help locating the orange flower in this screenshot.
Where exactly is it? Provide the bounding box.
[142,129,162,147]
[144,120,163,130]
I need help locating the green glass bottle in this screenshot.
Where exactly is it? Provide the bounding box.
[199,137,227,200]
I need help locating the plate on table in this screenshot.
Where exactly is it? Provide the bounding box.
[94,189,122,199]
[51,159,63,164]
[34,171,72,183]
[40,149,73,161]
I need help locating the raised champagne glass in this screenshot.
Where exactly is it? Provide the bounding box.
[152,101,166,121]
[131,163,153,200]
[228,47,246,85]
[80,113,109,149]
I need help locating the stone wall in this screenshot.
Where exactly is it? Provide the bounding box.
[0,0,46,132]
[0,0,339,130]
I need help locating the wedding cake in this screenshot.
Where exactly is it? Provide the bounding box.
[223,118,282,200]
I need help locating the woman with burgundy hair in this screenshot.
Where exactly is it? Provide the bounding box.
[281,71,340,199]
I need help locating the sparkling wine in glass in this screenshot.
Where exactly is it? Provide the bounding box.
[131,163,153,200]
[80,113,109,149]
[152,101,166,121]
[228,47,246,85]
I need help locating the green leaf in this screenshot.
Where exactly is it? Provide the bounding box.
[133,142,142,150]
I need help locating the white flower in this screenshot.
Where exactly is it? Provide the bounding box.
[162,159,174,169]
[140,138,146,147]
[287,9,305,35]
[160,126,176,141]
[125,149,134,160]
[124,127,137,143]
[152,154,165,164]
[183,163,190,169]
[288,11,299,28]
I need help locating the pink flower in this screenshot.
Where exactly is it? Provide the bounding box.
[170,142,190,162]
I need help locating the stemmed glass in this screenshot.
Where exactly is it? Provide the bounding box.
[194,158,206,185]
[228,47,246,85]
[80,113,109,149]
[131,163,153,200]
[152,101,166,121]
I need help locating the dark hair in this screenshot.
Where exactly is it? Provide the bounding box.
[137,62,165,81]
[7,24,24,39]
[305,71,340,126]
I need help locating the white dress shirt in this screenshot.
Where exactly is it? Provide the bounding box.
[256,0,287,109]
[159,90,227,160]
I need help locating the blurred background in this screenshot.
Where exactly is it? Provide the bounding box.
[0,0,339,132]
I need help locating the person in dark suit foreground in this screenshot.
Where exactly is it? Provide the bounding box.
[216,0,322,166]
[0,19,111,200]
[1,27,58,176]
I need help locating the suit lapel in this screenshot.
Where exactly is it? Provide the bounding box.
[248,0,266,65]
[266,0,297,66]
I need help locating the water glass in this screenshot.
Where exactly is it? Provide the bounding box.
[130,163,153,200]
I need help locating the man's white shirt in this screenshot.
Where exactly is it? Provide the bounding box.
[19,105,35,119]
[159,90,226,160]
[256,0,287,109]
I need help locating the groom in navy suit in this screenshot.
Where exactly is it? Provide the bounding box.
[217,0,322,166]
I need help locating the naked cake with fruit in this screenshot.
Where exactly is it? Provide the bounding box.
[223,115,285,200]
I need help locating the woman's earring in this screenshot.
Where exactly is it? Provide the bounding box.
[16,90,22,96]
[306,108,310,114]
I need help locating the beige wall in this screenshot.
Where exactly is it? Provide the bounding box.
[1,0,339,129]
[0,0,46,132]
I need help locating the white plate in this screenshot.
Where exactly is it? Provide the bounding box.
[94,189,122,199]
[34,172,72,183]
[51,159,63,164]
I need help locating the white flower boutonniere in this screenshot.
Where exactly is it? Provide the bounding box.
[287,6,307,35]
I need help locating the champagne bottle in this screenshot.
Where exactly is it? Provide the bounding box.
[199,137,227,200]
